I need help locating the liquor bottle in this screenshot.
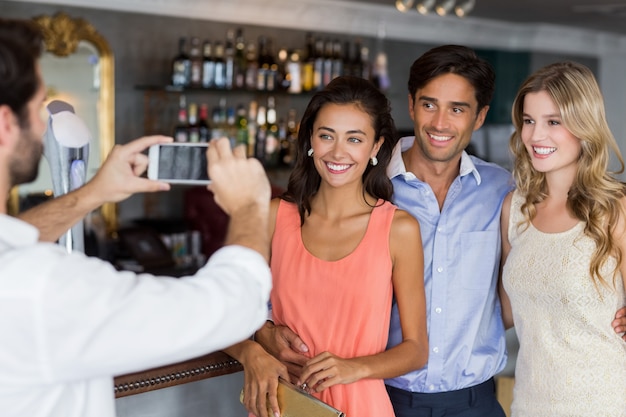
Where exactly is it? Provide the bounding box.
[343,40,355,77]
[201,40,215,89]
[286,49,302,94]
[171,37,191,87]
[331,39,343,81]
[284,108,298,167]
[245,41,258,91]
[351,39,364,78]
[302,33,315,92]
[187,102,200,142]
[224,29,235,89]
[313,37,324,90]
[213,41,227,89]
[360,43,371,81]
[247,100,258,157]
[265,38,278,92]
[234,28,247,89]
[254,104,267,162]
[226,106,236,145]
[265,96,279,167]
[256,36,268,91]
[276,46,290,91]
[322,39,334,87]
[198,103,211,142]
[212,97,227,138]
[235,104,249,147]
[174,95,189,142]
[189,37,203,87]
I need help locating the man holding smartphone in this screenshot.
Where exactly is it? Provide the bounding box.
[0,18,271,417]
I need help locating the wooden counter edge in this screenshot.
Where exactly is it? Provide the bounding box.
[113,350,242,398]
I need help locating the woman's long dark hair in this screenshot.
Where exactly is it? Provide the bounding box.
[282,76,398,224]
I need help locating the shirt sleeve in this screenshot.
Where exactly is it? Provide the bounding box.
[7,243,271,383]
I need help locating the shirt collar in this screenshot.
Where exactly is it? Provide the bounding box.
[0,214,40,249]
[388,136,482,185]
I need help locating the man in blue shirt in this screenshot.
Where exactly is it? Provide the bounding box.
[383,44,512,417]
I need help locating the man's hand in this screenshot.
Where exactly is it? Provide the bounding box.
[85,135,173,204]
[206,138,271,260]
[255,321,309,380]
[206,139,270,216]
[613,306,626,341]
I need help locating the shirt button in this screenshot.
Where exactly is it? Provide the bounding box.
[435,307,442,314]
[437,266,443,273]
[429,384,435,391]
[433,347,439,353]
[437,227,443,232]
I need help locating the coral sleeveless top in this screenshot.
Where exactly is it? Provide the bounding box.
[269,199,397,417]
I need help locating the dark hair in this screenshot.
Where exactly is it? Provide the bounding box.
[408,45,495,112]
[0,19,44,128]
[283,75,398,224]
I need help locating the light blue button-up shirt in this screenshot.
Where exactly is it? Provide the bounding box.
[385,136,514,393]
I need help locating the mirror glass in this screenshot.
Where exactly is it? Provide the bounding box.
[19,42,101,196]
[8,12,116,234]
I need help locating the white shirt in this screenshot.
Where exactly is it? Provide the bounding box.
[0,214,271,417]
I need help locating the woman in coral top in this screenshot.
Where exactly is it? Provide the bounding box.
[225,75,428,417]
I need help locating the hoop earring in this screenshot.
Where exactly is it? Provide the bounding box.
[370,156,378,166]
[307,148,314,157]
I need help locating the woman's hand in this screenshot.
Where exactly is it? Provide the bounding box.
[297,351,365,393]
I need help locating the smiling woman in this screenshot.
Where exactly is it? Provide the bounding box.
[7,12,117,234]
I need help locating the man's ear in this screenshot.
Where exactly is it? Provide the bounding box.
[473,105,489,131]
[0,105,19,147]
[407,93,415,122]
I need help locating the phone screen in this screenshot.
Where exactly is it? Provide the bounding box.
[148,143,210,184]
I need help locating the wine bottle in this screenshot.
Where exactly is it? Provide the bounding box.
[174,95,189,142]
[265,96,279,167]
[245,41,258,91]
[234,28,247,89]
[331,39,343,81]
[276,46,290,91]
[313,37,324,90]
[201,40,215,89]
[213,41,227,89]
[187,102,200,142]
[302,33,315,92]
[198,103,211,142]
[224,29,235,90]
[255,104,267,162]
[265,38,278,92]
[360,43,371,81]
[256,36,268,91]
[189,37,203,87]
[235,104,249,147]
[247,100,258,158]
[172,37,191,87]
[287,49,302,94]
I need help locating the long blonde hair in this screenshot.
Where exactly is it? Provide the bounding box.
[510,61,626,288]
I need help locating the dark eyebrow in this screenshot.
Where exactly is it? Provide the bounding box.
[317,126,367,135]
[418,95,471,109]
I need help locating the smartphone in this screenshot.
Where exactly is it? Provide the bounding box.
[148,142,210,185]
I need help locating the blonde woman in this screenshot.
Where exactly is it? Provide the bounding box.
[499,61,626,416]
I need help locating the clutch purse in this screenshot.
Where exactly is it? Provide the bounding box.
[239,378,345,417]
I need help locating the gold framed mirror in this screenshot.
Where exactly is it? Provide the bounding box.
[8,12,117,234]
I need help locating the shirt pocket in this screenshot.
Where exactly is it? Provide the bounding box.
[460,231,499,290]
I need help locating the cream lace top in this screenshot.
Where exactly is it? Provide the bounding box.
[503,191,626,417]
